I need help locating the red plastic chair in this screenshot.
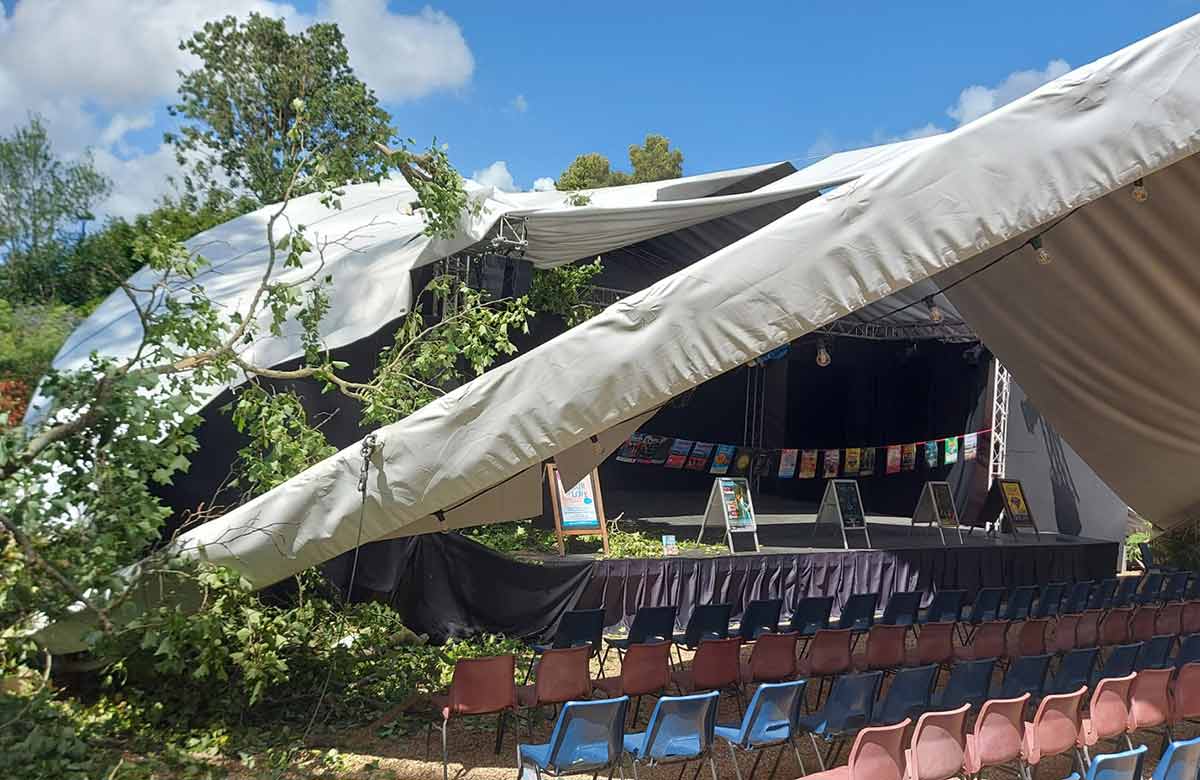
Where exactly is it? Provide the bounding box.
[798,628,852,704]
[965,694,1030,777]
[905,704,969,780]
[1021,685,1087,777]
[1006,618,1051,659]
[1156,603,1183,637]
[428,654,517,780]
[518,644,590,712]
[1128,666,1174,750]
[1181,601,1200,635]
[1076,610,1102,648]
[852,624,909,672]
[593,640,671,726]
[1100,608,1133,646]
[1077,672,1136,764]
[740,631,800,685]
[1171,661,1200,725]
[1130,606,1159,643]
[905,621,956,669]
[1050,614,1080,655]
[954,620,1009,661]
[803,718,911,780]
[672,637,744,710]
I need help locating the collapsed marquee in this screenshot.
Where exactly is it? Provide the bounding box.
[32,15,1200,650]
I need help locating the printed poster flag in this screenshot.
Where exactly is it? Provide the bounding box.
[944,437,959,465]
[729,447,755,477]
[665,438,694,469]
[799,449,819,479]
[886,445,901,475]
[778,448,799,479]
[616,433,644,463]
[924,440,938,469]
[710,444,737,475]
[860,447,876,476]
[638,435,672,464]
[844,447,861,475]
[963,433,978,462]
[686,442,715,471]
[823,449,840,478]
[901,444,917,472]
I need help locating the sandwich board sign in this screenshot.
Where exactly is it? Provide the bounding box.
[697,477,760,553]
[980,477,1039,538]
[813,479,872,549]
[911,481,963,545]
[546,463,610,555]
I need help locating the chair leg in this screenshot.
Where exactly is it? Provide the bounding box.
[748,749,764,780]
[727,741,745,780]
[790,738,807,776]
[495,711,507,755]
[632,696,642,728]
[809,733,826,772]
[442,718,450,780]
[675,760,686,780]
[767,744,785,780]
[709,756,720,780]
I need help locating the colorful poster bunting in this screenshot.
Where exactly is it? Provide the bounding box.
[860,447,876,476]
[616,432,644,463]
[844,447,861,475]
[924,440,938,469]
[664,439,693,469]
[799,450,818,479]
[944,437,959,465]
[778,449,798,479]
[823,449,840,478]
[963,433,978,462]
[729,447,754,477]
[686,442,714,471]
[637,435,672,464]
[886,445,901,475]
[710,444,736,475]
[901,444,917,472]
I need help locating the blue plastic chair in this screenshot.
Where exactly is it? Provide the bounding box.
[737,599,784,641]
[1001,586,1038,622]
[1162,571,1191,603]
[918,590,966,624]
[795,670,883,771]
[932,658,995,710]
[673,604,732,651]
[517,696,628,779]
[622,691,720,780]
[789,597,834,637]
[1149,735,1200,780]
[1064,745,1146,780]
[872,664,936,725]
[1174,634,1200,668]
[604,606,678,665]
[1135,573,1166,606]
[881,591,922,627]
[960,587,1006,643]
[992,653,1051,700]
[1034,583,1066,619]
[528,608,606,681]
[1136,635,1175,671]
[1089,579,1119,611]
[1044,648,1099,697]
[1112,578,1140,608]
[714,680,808,780]
[837,593,878,632]
[1187,576,1200,601]
[1091,643,1142,686]
[1062,582,1094,615]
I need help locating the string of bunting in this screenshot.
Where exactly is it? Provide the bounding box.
[614,428,993,479]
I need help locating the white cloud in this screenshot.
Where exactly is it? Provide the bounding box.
[947,59,1071,125]
[471,161,517,192]
[802,123,946,163]
[511,94,529,113]
[100,113,156,148]
[532,177,556,192]
[92,144,185,221]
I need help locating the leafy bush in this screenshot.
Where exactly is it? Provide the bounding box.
[462,520,725,558]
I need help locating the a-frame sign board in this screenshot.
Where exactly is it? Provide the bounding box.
[813,479,872,549]
[546,463,611,555]
[911,481,963,545]
[979,477,1040,538]
[697,477,760,553]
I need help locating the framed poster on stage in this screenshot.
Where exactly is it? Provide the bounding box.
[979,477,1039,538]
[813,479,872,549]
[697,477,760,553]
[911,481,963,545]
[546,463,610,555]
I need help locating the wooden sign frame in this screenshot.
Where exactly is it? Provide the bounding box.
[979,477,1040,538]
[911,481,963,545]
[546,463,610,555]
[813,479,872,549]
[697,477,760,553]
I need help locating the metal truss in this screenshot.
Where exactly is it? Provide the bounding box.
[816,319,978,342]
[489,214,528,256]
[988,359,1011,488]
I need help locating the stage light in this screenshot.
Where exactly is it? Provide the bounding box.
[1030,235,1052,265]
[925,297,944,324]
[816,340,831,367]
[1132,178,1148,203]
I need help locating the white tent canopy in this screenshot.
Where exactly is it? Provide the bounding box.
[31,15,1200,649]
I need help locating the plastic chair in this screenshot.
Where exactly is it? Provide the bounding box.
[797,628,853,705]
[838,593,879,632]
[430,654,517,780]
[1135,573,1166,606]
[931,658,996,710]
[873,664,937,726]
[796,671,884,770]
[1187,577,1200,600]
[790,597,835,637]
[1148,735,1200,780]
[800,718,911,780]
[918,590,966,625]
[905,704,969,780]
[1091,643,1142,687]
[604,605,678,664]
[1002,587,1039,622]
[1077,672,1135,762]
[1173,634,1200,668]
[993,653,1052,700]
[881,591,923,627]
[1006,618,1052,660]
[1170,666,1200,725]
[529,608,605,680]
[1087,580,1117,612]
[518,645,592,730]
[622,691,720,780]
[965,588,1006,630]
[1063,745,1146,780]
[1162,572,1191,603]
[1136,635,1175,671]
[1156,603,1183,637]
[905,621,955,671]
[737,599,784,642]
[1099,609,1133,646]
[1182,603,1200,635]
[1112,578,1140,609]
[593,640,672,727]
[1020,685,1087,778]
[852,624,909,672]
[1043,648,1099,697]
[955,620,1010,661]
[965,694,1030,777]
[741,632,799,686]
[671,637,743,712]
[1129,606,1159,643]
[714,680,808,780]
[1076,610,1103,648]
[1063,582,1093,615]
[1051,614,1081,655]
[672,603,732,654]
[1128,666,1174,751]
[517,695,628,779]
[1034,584,1066,619]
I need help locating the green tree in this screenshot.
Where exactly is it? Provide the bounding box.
[166,13,395,205]
[0,115,111,303]
[556,133,683,190]
[557,152,622,190]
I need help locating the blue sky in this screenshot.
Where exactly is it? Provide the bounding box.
[1,0,1197,215]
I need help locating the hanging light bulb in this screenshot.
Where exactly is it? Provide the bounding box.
[815,339,831,367]
[1030,235,1052,265]
[1132,178,1148,203]
[925,297,944,324]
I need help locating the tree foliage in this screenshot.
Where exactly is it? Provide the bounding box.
[556,133,684,190]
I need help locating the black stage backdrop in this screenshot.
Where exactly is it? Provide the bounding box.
[349,533,1118,643]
